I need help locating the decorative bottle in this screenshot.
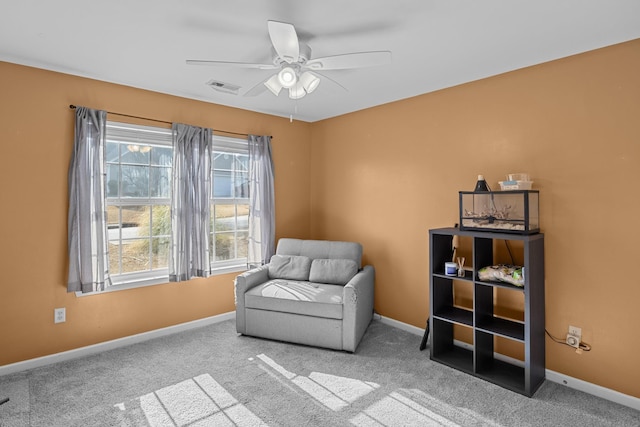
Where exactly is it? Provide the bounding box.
[474,175,490,192]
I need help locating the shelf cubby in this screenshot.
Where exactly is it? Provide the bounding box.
[475,316,524,341]
[431,318,474,374]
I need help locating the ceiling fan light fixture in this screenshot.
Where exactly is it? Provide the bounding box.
[300,72,320,93]
[288,82,306,99]
[278,66,297,88]
[264,74,283,96]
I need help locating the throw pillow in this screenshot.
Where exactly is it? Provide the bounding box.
[268,255,312,281]
[309,258,358,285]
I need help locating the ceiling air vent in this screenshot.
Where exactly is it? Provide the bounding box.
[206,80,241,95]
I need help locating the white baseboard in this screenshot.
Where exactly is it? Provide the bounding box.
[376,314,640,411]
[545,370,640,411]
[375,313,425,336]
[0,311,235,377]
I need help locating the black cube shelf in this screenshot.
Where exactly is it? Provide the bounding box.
[429,227,545,397]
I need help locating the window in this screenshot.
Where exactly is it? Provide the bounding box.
[210,137,250,270]
[105,122,249,286]
[105,122,173,284]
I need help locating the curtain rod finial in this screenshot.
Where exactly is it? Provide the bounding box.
[69,104,76,109]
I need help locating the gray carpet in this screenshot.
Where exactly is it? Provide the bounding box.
[1,319,638,426]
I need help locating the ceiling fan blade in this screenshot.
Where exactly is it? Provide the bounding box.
[313,71,348,92]
[304,51,391,70]
[243,77,270,97]
[267,20,299,64]
[186,60,277,70]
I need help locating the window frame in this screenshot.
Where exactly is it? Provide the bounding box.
[104,121,174,288]
[210,136,250,271]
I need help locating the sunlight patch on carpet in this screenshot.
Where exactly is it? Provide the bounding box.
[398,389,504,427]
[350,389,504,427]
[255,353,379,411]
[309,372,380,404]
[350,391,461,427]
[116,373,267,426]
[252,353,503,427]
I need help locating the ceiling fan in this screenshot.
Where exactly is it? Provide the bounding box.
[186,20,391,99]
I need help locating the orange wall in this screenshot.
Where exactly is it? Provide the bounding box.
[309,39,640,397]
[0,61,312,366]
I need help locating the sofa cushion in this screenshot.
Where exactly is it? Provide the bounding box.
[276,238,363,268]
[268,255,311,281]
[309,258,358,285]
[245,280,344,319]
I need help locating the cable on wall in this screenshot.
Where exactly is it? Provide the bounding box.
[545,329,592,353]
[504,240,515,264]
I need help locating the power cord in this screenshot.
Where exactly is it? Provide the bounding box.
[504,240,515,265]
[545,329,591,353]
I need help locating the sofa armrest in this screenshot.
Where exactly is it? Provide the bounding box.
[234,265,269,334]
[342,265,375,352]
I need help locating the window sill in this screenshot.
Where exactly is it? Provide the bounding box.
[210,264,248,276]
[75,264,247,297]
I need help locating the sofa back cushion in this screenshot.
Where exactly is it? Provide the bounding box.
[276,238,363,268]
[309,258,359,285]
[268,254,312,280]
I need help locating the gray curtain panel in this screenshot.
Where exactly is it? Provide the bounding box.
[169,123,212,282]
[247,135,276,266]
[67,107,111,293]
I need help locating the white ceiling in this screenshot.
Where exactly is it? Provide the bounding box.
[2,1,640,122]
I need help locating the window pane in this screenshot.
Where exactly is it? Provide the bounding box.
[120,144,151,165]
[214,232,235,261]
[118,205,141,229]
[106,141,120,163]
[106,164,120,197]
[235,154,249,171]
[151,237,170,270]
[108,242,121,275]
[237,231,248,258]
[121,165,149,197]
[213,170,232,198]
[108,206,121,275]
[107,205,120,228]
[121,239,150,273]
[213,204,236,231]
[150,166,171,198]
[151,205,171,237]
[237,205,249,230]
[151,146,172,166]
[213,152,233,170]
[235,172,249,198]
[120,205,149,239]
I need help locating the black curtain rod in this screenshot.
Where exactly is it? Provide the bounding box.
[69,105,263,138]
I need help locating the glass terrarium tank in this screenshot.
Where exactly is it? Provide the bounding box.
[459,190,540,234]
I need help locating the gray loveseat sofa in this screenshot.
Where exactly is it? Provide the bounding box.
[234,238,375,352]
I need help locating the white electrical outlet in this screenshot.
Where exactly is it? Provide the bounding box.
[566,325,581,348]
[568,325,582,338]
[54,308,66,324]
